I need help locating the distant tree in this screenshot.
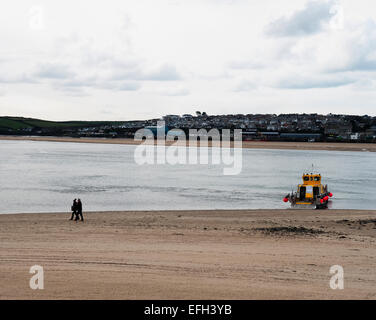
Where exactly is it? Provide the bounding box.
[196,111,201,116]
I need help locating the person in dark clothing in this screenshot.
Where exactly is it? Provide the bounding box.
[70,199,78,220]
[76,199,84,221]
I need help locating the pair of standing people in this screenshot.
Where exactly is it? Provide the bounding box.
[70,199,84,221]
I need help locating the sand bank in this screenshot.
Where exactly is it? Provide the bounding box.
[1,135,376,152]
[0,209,375,299]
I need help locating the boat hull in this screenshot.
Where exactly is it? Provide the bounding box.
[291,201,329,210]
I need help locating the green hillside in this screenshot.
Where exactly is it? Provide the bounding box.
[0,117,122,131]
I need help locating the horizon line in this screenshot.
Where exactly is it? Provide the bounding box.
[1,112,375,123]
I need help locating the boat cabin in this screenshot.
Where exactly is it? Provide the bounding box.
[297,174,326,200]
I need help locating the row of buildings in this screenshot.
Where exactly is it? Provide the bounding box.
[139,113,376,142]
[8,113,376,142]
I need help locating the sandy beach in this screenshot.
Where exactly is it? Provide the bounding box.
[0,209,375,300]
[1,135,376,152]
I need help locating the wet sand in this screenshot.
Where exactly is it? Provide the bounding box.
[0,209,375,299]
[1,135,376,152]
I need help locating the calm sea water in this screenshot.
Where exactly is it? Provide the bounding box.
[0,140,375,213]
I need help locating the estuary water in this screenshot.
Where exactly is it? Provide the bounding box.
[0,140,375,213]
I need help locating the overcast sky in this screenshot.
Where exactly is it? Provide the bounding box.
[1,0,376,120]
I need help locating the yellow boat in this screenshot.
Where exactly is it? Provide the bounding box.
[283,173,333,209]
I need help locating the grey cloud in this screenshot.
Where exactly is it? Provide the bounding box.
[110,81,141,91]
[52,78,93,96]
[100,108,116,115]
[156,87,190,96]
[52,84,89,97]
[266,0,336,37]
[328,21,376,73]
[49,62,180,94]
[233,80,257,92]
[170,0,243,5]
[141,64,181,81]
[57,78,141,93]
[109,63,181,82]
[0,74,37,84]
[351,79,376,90]
[228,60,266,70]
[165,88,189,96]
[349,60,376,71]
[68,39,181,82]
[276,75,355,89]
[59,78,95,88]
[34,63,76,79]
[2,32,180,96]
[109,68,143,81]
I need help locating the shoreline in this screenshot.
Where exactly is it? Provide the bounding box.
[1,209,375,299]
[1,208,375,216]
[2,207,375,216]
[1,135,376,152]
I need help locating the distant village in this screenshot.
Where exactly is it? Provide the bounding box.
[8,112,376,142]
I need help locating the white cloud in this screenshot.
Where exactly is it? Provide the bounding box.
[0,0,376,120]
